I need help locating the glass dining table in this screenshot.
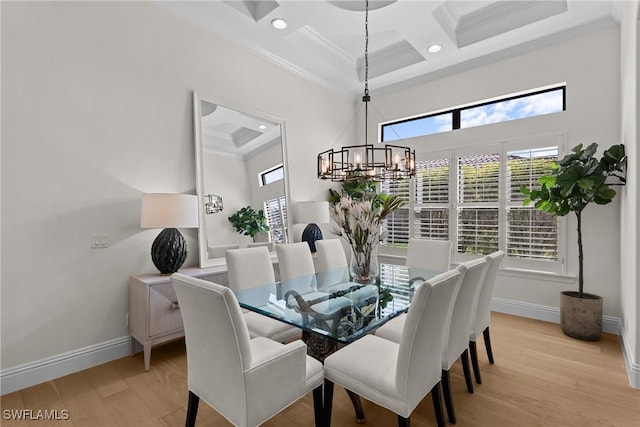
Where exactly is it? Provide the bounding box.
[234,263,443,423]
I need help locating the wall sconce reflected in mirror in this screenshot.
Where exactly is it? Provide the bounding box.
[205,194,223,214]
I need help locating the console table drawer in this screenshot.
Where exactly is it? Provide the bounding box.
[149,282,183,336]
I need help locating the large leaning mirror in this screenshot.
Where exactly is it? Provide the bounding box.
[193,92,290,268]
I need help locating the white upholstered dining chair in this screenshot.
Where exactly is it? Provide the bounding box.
[323,269,464,427]
[405,238,452,272]
[226,247,300,342]
[376,258,489,423]
[171,274,324,427]
[440,257,487,423]
[207,244,240,259]
[314,239,349,289]
[469,250,505,384]
[247,241,274,251]
[275,242,317,297]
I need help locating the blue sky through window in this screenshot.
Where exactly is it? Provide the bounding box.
[380,86,565,142]
[382,113,452,142]
[461,89,564,129]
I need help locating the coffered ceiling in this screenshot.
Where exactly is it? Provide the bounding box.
[155,1,620,98]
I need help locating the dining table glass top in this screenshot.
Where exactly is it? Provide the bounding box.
[234,264,443,344]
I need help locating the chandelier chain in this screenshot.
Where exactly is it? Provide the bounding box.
[364,0,369,97]
[315,0,415,183]
[364,0,369,145]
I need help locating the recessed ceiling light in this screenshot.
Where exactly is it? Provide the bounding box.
[428,44,442,53]
[258,124,267,130]
[271,18,287,30]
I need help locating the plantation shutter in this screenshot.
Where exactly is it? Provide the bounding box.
[381,179,410,246]
[378,264,412,311]
[506,147,559,260]
[414,158,449,240]
[264,195,287,243]
[456,153,500,255]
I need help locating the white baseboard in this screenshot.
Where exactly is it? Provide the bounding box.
[617,319,640,389]
[1,336,131,395]
[491,297,620,334]
[491,297,639,389]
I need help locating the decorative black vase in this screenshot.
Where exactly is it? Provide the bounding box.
[301,223,323,252]
[151,228,187,275]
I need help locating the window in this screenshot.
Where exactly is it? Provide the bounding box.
[381,112,453,142]
[414,158,450,241]
[381,179,410,246]
[505,147,559,261]
[456,153,500,255]
[460,88,565,129]
[382,157,451,247]
[378,264,412,313]
[259,164,284,186]
[264,195,287,243]
[381,137,563,272]
[380,85,565,141]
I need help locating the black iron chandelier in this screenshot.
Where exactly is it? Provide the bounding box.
[317,0,415,182]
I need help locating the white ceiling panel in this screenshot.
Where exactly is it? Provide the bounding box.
[154,0,617,99]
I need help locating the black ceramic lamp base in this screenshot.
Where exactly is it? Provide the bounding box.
[302,223,323,253]
[151,228,187,275]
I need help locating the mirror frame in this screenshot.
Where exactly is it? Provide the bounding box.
[193,91,292,268]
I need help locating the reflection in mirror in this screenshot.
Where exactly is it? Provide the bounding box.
[193,92,290,267]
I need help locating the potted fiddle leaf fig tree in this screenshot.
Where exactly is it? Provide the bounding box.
[228,206,270,241]
[520,143,626,341]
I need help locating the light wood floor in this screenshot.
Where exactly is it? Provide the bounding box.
[1,312,638,426]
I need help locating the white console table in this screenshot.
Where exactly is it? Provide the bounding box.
[129,265,229,371]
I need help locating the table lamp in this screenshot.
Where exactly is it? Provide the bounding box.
[140,193,199,274]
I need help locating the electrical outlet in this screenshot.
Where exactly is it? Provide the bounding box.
[125,313,129,327]
[91,233,109,248]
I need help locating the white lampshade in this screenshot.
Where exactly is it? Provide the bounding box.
[140,193,199,229]
[292,201,330,224]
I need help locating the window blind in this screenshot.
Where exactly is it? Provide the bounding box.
[264,195,287,243]
[378,264,412,310]
[456,153,500,255]
[381,178,410,246]
[506,147,559,260]
[414,158,449,241]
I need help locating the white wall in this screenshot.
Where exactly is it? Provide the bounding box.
[372,27,623,318]
[619,0,640,383]
[246,142,285,211]
[1,1,352,370]
[202,151,252,249]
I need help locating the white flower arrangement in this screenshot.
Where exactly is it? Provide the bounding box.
[329,193,404,283]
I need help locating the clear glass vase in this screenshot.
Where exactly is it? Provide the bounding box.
[349,245,379,285]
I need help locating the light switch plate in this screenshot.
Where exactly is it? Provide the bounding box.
[91,233,109,248]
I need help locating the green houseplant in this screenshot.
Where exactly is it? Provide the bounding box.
[228,206,270,241]
[520,142,626,340]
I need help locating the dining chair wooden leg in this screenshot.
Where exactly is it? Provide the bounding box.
[483,327,495,364]
[345,390,366,423]
[461,349,474,393]
[469,340,482,384]
[430,382,446,427]
[397,415,411,427]
[441,369,456,424]
[185,391,199,427]
[312,385,324,427]
[323,380,334,427]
